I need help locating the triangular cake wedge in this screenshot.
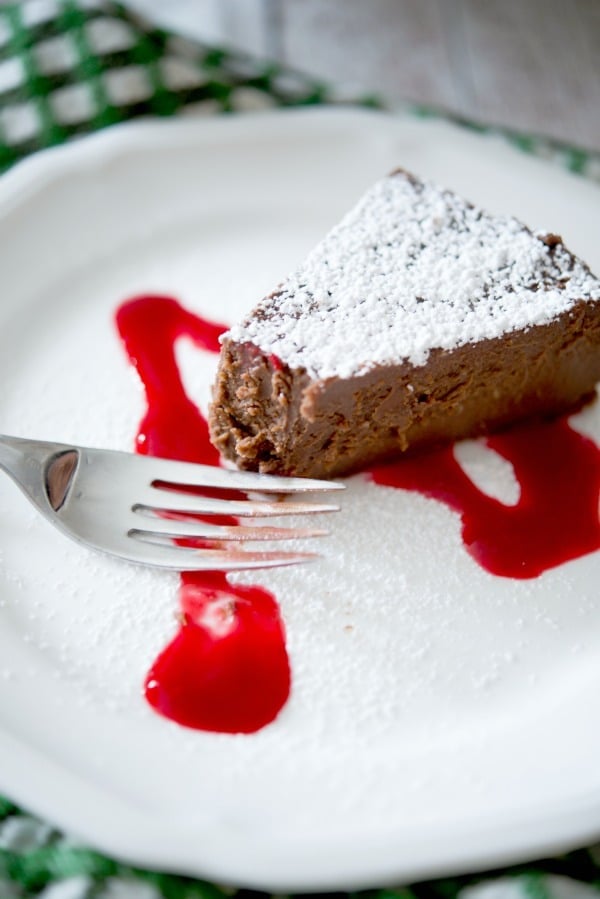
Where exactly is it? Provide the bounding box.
[209,169,600,478]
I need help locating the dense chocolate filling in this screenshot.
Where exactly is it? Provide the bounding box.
[210,301,600,478]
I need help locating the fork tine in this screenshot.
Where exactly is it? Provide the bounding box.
[129,518,329,541]
[141,455,344,494]
[124,540,319,571]
[137,495,340,518]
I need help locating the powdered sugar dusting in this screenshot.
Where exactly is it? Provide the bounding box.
[227,171,600,379]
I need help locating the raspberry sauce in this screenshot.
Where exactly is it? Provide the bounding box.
[116,294,600,733]
[369,418,600,579]
[115,296,290,733]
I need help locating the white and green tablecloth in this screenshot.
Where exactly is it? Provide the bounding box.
[1,2,600,896]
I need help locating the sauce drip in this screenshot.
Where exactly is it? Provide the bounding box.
[369,418,600,579]
[116,295,290,733]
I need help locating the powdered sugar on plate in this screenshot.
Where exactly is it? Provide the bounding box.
[227,171,600,379]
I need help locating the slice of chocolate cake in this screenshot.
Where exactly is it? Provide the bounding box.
[209,170,600,478]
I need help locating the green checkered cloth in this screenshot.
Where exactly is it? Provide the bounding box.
[0,0,598,178]
[1,2,600,897]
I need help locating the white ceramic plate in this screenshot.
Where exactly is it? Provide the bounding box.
[0,108,599,892]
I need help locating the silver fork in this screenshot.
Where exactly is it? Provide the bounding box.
[0,435,343,571]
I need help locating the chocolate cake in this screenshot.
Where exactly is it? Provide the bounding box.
[209,170,600,478]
